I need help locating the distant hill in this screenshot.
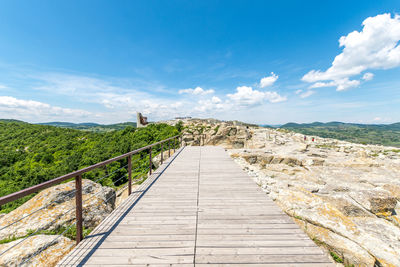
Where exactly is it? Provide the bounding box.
[38,121,137,132]
[280,121,400,147]
[0,119,27,124]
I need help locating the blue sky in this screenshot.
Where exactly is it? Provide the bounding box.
[0,0,399,124]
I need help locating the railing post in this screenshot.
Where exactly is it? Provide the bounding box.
[174,137,176,153]
[168,140,171,157]
[75,175,83,244]
[128,155,132,195]
[161,143,164,164]
[149,147,152,175]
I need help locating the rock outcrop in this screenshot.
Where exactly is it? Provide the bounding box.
[0,179,115,266]
[166,118,400,266]
[0,235,74,267]
[151,149,175,169]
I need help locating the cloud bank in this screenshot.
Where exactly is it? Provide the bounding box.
[179,87,215,95]
[0,96,92,122]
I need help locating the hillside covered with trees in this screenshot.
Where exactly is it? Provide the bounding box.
[280,121,400,147]
[38,121,137,132]
[0,120,179,213]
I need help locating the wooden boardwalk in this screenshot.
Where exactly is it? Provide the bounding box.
[58,146,334,266]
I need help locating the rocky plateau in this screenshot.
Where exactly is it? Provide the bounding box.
[171,118,400,267]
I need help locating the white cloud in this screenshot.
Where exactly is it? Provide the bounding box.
[264,91,287,103]
[259,72,278,88]
[0,85,7,90]
[178,87,215,95]
[373,117,382,121]
[227,86,286,107]
[308,78,360,91]
[302,13,400,91]
[362,72,374,81]
[372,116,393,123]
[0,96,92,122]
[299,90,315,98]
[211,96,222,104]
[294,89,315,98]
[195,98,228,112]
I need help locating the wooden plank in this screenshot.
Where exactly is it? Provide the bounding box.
[83,255,195,265]
[196,247,325,255]
[195,254,332,264]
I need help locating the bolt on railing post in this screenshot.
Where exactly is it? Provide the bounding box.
[149,147,152,175]
[161,143,164,164]
[75,175,83,244]
[128,155,132,195]
[168,140,171,157]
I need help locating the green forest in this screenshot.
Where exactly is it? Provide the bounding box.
[0,120,180,213]
[281,122,400,147]
[38,121,137,132]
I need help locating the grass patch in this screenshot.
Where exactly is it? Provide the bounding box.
[276,128,290,133]
[315,144,338,149]
[213,125,220,135]
[0,235,21,244]
[311,237,324,246]
[293,215,303,220]
[0,225,92,244]
[330,251,344,263]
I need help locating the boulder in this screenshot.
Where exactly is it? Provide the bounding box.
[151,149,174,169]
[0,179,115,240]
[0,234,74,267]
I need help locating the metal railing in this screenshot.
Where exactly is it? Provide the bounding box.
[0,134,182,247]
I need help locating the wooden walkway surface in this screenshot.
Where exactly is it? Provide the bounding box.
[58,146,334,266]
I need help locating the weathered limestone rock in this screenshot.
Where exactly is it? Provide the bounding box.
[115,183,139,207]
[151,149,175,169]
[0,179,115,240]
[349,189,397,216]
[382,184,400,200]
[0,234,74,267]
[294,219,376,267]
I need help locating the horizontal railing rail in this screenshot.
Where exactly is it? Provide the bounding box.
[0,134,182,246]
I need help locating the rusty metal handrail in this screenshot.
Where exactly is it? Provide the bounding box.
[0,134,182,244]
